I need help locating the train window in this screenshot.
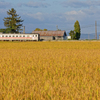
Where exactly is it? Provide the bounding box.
[35,35,37,37]
[2,35,4,37]
[13,35,14,37]
[6,35,7,37]
[9,35,11,37]
[23,35,25,37]
[16,35,18,37]
[27,35,29,37]
[33,35,34,37]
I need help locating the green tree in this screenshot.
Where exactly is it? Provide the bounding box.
[3,8,24,33]
[57,29,61,31]
[74,20,81,40]
[43,29,47,31]
[34,28,48,31]
[34,28,42,31]
[0,29,6,33]
[69,30,76,40]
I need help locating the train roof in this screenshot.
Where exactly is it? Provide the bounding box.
[0,33,39,35]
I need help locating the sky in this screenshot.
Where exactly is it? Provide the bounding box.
[0,0,100,37]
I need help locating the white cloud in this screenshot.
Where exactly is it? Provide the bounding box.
[18,1,50,8]
[83,7,100,15]
[62,0,100,8]
[0,1,11,8]
[26,12,44,21]
[64,10,86,21]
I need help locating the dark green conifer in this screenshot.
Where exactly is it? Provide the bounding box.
[3,8,24,33]
[74,20,81,40]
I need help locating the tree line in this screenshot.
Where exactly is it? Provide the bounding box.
[0,8,81,40]
[34,28,48,31]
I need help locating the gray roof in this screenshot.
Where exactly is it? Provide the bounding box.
[32,31,66,36]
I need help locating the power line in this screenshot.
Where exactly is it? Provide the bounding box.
[65,25,95,31]
[81,25,94,28]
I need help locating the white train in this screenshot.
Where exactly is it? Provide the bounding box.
[0,33,40,41]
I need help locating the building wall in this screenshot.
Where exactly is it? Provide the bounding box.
[55,36,64,40]
[40,36,52,41]
[40,36,64,41]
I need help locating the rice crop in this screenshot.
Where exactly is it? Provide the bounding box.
[0,41,100,100]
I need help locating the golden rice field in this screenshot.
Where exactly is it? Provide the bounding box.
[0,41,100,100]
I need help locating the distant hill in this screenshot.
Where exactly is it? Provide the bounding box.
[66,31,100,40]
[80,33,100,40]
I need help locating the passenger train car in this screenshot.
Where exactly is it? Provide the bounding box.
[0,33,40,41]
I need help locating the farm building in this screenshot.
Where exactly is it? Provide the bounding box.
[32,31,67,41]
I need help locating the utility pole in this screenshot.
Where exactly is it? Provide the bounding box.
[95,21,97,40]
[23,26,25,34]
